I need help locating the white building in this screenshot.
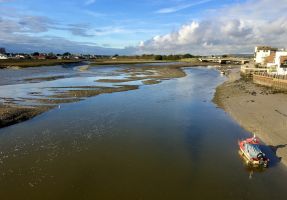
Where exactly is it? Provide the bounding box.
[0,53,8,59]
[274,51,287,75]
[264,49,287,75]
[254,46,277,65]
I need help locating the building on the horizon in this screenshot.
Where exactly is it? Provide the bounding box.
[0,53,8,59]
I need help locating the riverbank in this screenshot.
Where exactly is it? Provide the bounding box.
[0,59,83,68]
[90,60,222,66]
[0,57,235,69]
[214,67,287,166]
[90,60,171,65]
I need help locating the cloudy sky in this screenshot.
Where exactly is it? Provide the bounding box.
[0,0,286,55]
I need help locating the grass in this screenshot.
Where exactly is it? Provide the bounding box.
[180,58,200,63]
[89,59,173,66]
[0,57,207,69]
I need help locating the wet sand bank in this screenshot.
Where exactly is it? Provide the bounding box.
[0,63,194,129]
[214,67,287,166]
[0,59,83,69]
[0,105,51,128]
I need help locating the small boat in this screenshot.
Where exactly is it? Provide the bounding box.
[238,135,269,168]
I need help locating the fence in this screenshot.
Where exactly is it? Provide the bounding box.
[240,66,267,77]
[253,72,287,90]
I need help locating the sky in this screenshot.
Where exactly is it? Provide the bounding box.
[0,0,286,55]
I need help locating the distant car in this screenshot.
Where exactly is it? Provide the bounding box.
[238,135,269,168]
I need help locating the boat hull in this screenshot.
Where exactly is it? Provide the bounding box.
[238,139,269,168]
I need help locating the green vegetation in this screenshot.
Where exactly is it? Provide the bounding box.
[91,54,200,65]
[0,53,203,69]
[180,58,200,63]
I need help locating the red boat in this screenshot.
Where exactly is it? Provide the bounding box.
[238,135,269,168]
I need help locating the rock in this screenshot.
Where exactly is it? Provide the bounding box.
[251,91,257,96]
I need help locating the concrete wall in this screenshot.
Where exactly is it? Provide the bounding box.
[253,73,287,90]
[241,66,267,75]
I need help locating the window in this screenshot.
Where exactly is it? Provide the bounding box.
[281,61,287,68]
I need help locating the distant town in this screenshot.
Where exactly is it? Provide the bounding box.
[0,47,112,60]
[0,47,228,61]
[0,46,254,68]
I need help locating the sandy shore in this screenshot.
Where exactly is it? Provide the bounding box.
[214,67,287,166]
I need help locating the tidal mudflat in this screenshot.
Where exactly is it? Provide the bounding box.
[0,63,188,128]
[0,66,287,199]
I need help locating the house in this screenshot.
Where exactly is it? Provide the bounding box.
[274,51,287,75]
[38,55,46,59]
[263,49,287,75]
[254,46,277,65]
[265,52,277,73]
[280,56,287,67]
[0,53,8,59]
[15,54,25,59]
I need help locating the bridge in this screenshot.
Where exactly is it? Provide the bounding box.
[199,57,250,65]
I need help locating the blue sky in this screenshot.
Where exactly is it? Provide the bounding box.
[0,0,286,54]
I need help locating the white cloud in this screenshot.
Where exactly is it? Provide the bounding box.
[139,0,287,55]
[156,0,212,14]
[0,11,128,54]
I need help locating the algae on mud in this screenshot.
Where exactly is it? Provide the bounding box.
[0,63,194,129]
[0,59,83,68]
[0,105,51,128]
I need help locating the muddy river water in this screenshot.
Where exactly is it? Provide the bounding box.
[0,65,287,199]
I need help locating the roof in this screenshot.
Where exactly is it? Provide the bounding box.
[256,46,278,51]
[265,52,276,63]
[280,56,287,64]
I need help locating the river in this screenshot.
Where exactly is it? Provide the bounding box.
[0,66,286,199]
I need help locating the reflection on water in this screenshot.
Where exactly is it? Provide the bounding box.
[0,67,287,199]
[0,64,154,105]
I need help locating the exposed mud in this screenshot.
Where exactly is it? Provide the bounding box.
[0,63,200,129]
[0,105,52,128]
[142,80,162,85]
[24,75,66,83]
